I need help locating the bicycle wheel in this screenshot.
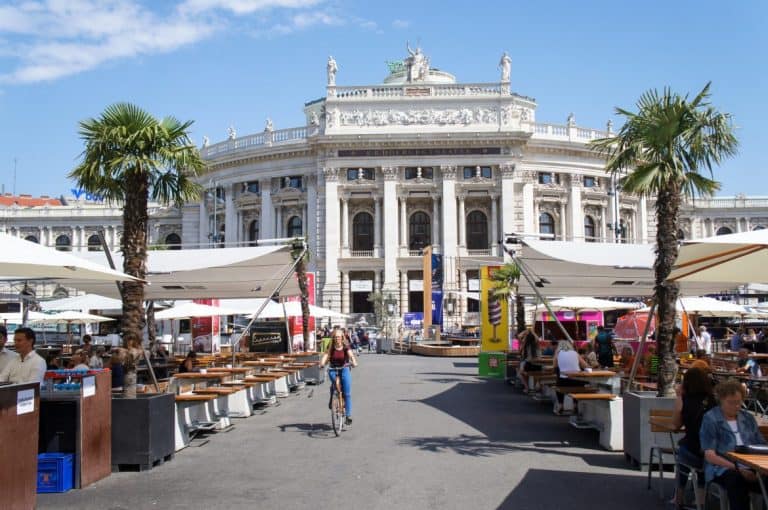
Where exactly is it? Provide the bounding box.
[331,391,342,436]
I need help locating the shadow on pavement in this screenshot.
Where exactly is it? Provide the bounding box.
[453,361,478,368]
[495,468,659,510]
[278,422,337,439]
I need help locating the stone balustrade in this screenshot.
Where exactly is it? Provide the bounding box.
[330,82,506,100]
[201,126,308,158]
[686,197,768,209]
[532,123,609,142]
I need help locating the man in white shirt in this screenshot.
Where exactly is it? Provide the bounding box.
[696,325,712,355]
[0,327,46,384]
[0,325,19,373]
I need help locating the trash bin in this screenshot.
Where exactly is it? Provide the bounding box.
[478,351,506,378]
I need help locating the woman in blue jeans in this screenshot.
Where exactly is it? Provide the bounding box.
[320,330,358,425]
[701,379,766,510]
[672,365,715,510]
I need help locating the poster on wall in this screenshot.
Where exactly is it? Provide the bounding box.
[191,298,221,353]
[285,272,316,352]
[431,253,443,326]
[480,266,509,352]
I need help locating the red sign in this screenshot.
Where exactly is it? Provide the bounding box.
[191,298,220,352]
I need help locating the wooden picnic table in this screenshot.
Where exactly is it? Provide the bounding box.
[725,451,768,507]
[172,372,224,380]
[204,367,253,374]
[242,360,282,367]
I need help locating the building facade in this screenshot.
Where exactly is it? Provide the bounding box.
[3,49,765,319]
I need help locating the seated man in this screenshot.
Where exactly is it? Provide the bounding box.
[0,327,46,384]
[736,348,762,377]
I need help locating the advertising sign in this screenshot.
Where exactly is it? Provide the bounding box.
[285,272,316,352]
[431,253,443,326]
[191,298,221,353]
[480,266,509,352]
[403,312,424,329]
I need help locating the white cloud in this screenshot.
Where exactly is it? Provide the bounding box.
[392,19,409,29]
[0,0,336,84]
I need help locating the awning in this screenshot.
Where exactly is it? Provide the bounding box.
[638,296,748,317]
[517,239,732,297]
[64,245,300,300]
[670,229,768,284]
[534,297,642,313]
[41,293,123,311]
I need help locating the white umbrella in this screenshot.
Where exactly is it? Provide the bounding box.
[31,311,115,324]
[154,302,244,320]
[0,233,140,282]
[535,297,642,313]
[0,311,48,323]
[670,229,768,284]
[638,296,748,317]
[250,302,349,319]
[41,293,123,311]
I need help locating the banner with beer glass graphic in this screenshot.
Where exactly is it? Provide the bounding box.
[480,266,508,352]
[431,253,443,326]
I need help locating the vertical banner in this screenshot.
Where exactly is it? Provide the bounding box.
[480,266,508,352]
[286,272,316,352]
[192,298,221,353]
[431,253,443,326]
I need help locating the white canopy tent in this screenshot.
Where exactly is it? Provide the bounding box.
[30,311,116,324]
[638,296,749,318]
[670,229,768,284]
[534,297,642,313]
[0,311,48,323]
[63,244,301,300]
[0,233,140,283]
[41,293,123,312]
[515,239,735,297]
[249,302,350,320]
[153,301,245,320]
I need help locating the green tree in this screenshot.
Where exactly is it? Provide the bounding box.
[70,103,204,375]
[291,240,311,351]
[490,262,525,334]
[590,83,738,396]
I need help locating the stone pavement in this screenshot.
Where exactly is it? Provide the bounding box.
[38,355,666,510]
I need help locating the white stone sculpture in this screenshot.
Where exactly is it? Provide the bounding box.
[498,52,511,82]
[264,118,273,132]
[309,111,319,126]
[327,56,338,86]
[567,113,576,127]
[227,126,236,140]
[202,136,209,147]
[406,43,429,82]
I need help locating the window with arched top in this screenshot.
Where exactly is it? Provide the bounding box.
[352,212,374,251]
[87,234,102,251]
[466,211,488,250]
[24,235,38,244]
[55,234,72,251]
[618,219,629,243]
[677,229,686,240]
[165,233,181,250]
[248,220,259,246]
[716,226,733,236]
[584,216,596,242]
[287,216,303,238]
[539,213,555,240]
[408,211,431,250]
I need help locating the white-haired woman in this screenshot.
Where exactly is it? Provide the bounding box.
[553,340,588,414]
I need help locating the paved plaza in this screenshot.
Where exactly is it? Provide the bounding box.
[39,355,662,510]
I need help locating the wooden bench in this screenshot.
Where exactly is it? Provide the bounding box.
[570,393,616,401]
[174,393,218,451]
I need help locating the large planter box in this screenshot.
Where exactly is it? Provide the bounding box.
[111,393,175,471]
[622,391,681,468]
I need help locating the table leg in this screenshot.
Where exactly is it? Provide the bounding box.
[756,471,768,509]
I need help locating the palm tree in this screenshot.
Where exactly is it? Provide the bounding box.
[590,83,738,396]
[291,240,311,351]
[70,103,204,375]
[490,262,525,334]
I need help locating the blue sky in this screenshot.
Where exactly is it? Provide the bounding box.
[0,0,765,197]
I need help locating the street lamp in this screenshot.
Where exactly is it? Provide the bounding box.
[382,294,397,354]
[444,295,456,332]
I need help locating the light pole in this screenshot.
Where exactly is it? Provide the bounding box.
[382,294,397,354]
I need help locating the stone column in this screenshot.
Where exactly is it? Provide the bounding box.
[459,270,468,321]
[440,165,458,296]
[500,164,516,245]
[275,205,283,238]
[431,195,440,249]
[374,196,382,257]
[301,204,308,237]
[457,193,466,247]
[521,170,535,236]
[306,174,317,263]
[341,197,349,251]
[638,196,649,244]
[559,202,567,241]
[600,206,607,242]
[341,271,350,315]
[399,196,407,248]
[322,168,341,309]
[224,183,236,246]
[38,227,44,245]
[569,175,583,242]
[373,270,380,294]
[260,180,273,239]
[383,167,399,291]
[400,271,409,315]
[490,193,499,255]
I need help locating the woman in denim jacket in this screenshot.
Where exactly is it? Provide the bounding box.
[700,380,766,510]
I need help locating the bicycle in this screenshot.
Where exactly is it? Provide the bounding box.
[328,363,351,436]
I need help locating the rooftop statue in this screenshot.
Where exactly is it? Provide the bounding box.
[264,118,274,132]
[498,52,511,82]
[227,126,236,140]
[405,42,429,82]
[327,55,338,86]
[202,135,209,147]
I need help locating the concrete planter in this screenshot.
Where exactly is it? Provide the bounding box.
[622,391,681,468]
[111,393,175,471]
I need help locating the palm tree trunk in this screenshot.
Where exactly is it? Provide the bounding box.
[654,186,681,397]
[295,258,310,352]
[121,171,149,397]
[515,293,526,334]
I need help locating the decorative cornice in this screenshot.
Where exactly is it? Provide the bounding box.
[382,166,399,181]
[323,167,340,182]
[440,165,457,180]
[500,164,515,179]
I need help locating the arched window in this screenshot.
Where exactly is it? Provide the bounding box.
[677,229,686,240]
[55,234,71,251]
[539,213,555,240]
[466,211,488,250]
[618,219,629,243]
[87,234,102,251]
[287,216,303,238]
[165,233,181,250]
[716,226,733,236]
[248,220,259,246]
[584,216,596,242]
[24,235,38,244]
[352,212,374,251]
[408,211,431,250]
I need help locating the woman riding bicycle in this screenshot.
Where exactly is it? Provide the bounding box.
[320,330,358,425]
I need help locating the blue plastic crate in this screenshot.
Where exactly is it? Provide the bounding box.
[37,453,74,493]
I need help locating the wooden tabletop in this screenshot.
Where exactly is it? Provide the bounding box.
[564,370,618,378]
[175,393,217,402]
[726,451,768,475]
[172,373,223,380]
[193,388,238,395]
[205,367,253,374]
[242,361,282,367]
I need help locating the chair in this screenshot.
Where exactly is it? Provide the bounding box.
[705,481,729,510]
[677,459,703,510]
[647,408,679,498]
